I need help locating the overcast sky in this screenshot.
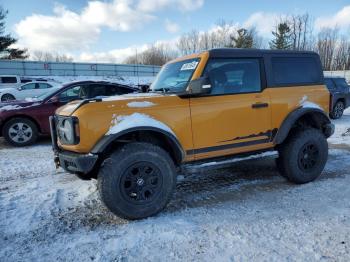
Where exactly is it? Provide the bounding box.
[2,0,350,62]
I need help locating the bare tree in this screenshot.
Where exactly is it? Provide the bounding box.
[289,13,314,51]
[124,44,177,66]
[31,51,73,62]
[332,37,350,70]
[315,28,339,70]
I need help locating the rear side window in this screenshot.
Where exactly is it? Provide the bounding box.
[1,77,17,83]
[21,83,37,90]
[271,57,321,86]
[38,83,52,89]
[106,85,133,96]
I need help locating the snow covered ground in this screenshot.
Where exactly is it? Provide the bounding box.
[0,109,349,261]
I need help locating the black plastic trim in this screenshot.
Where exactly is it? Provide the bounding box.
[274,107,332,144]
[187,138,270,155]
[91,126,185,163]
[57,151,98,174]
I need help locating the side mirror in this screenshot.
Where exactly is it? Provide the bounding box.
[187,77,211,95]
[17,87,22,91]
[49,96,60,104]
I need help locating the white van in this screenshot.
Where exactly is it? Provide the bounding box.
[0,75,21,89]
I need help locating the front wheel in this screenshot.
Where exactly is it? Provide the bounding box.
[3,118,39,146]
[98,142,176,220]
[277,128,328,184]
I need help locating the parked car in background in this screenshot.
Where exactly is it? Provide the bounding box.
[0,81,138,146]
[0,75,21,89]
[324,77,350,119]
[0,81,57,102]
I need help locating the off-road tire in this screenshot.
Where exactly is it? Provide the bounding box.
[98,142,177,220]
[3,117,39,146]
[330,101,344,119]
[277,128,328,184]
[1,94,15,102]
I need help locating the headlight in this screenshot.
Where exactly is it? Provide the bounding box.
[57,116,79,145]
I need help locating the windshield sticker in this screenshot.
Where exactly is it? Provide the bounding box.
[180,61,199,71]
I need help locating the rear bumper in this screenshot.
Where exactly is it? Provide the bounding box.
[50,115,98,174]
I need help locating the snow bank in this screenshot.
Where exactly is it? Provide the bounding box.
[106,113,175,136]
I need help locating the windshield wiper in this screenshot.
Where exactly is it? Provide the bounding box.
[153,87,171,93]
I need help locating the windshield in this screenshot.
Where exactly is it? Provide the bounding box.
[150,58,200,92]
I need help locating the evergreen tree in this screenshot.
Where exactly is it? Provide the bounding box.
[0,6,27,59]
[269,22,292,50]
[231,28,254,48]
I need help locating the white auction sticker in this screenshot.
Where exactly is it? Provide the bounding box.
[180,61,199,71]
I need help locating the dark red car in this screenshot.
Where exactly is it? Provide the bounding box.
[0,81,138,146]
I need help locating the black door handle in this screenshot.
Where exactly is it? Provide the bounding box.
[252,103,269,109]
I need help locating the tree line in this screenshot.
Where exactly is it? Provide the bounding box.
[125,14,350,71]
[0,4,349,71]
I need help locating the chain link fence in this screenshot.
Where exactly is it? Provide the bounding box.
[0,60,161,77]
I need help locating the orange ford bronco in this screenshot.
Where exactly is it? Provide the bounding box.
[50,49,334,219]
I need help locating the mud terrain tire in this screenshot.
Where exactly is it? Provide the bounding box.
[277,128,328,184]
[98,142,176,220]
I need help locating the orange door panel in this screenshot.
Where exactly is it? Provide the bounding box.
[189,91,273,160]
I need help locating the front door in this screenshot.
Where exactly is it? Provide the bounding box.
[189,58,273,160]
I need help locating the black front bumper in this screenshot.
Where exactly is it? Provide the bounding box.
[49,115,98,174]
[55,151,98,174]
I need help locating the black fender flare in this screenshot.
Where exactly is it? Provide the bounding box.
[274,107,333,145]
[91,126,185,164]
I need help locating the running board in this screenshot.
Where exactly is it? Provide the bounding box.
[182,151,279,174]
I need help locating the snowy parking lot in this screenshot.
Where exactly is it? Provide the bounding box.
[0,109,350,261]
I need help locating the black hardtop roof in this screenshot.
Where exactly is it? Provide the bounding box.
[208,48,319,58]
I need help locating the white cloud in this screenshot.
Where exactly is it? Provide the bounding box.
[78,45,149,63]
[315,5,350,30]
[165,19,180,33]
[243,12,280,37]
[137,0,204,12]
[82,0,155,32]
[15,0,203,55]
[15,4,100,52]
[77,37,180,63]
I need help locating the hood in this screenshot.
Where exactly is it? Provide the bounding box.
[0,100,42,112]
[0,87,18,92]
[56,92,165,116]
[55,100,85,116]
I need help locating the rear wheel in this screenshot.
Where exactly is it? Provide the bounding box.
[98,142,176,220]
[1,94,15,102]
[277,128,328,184]
[330,101,344,119]
[3,118,38,146]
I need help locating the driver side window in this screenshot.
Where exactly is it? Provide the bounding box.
[204,58,261,95]
[59,86,81,102]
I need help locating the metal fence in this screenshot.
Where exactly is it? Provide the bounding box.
[0,60,161,77]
